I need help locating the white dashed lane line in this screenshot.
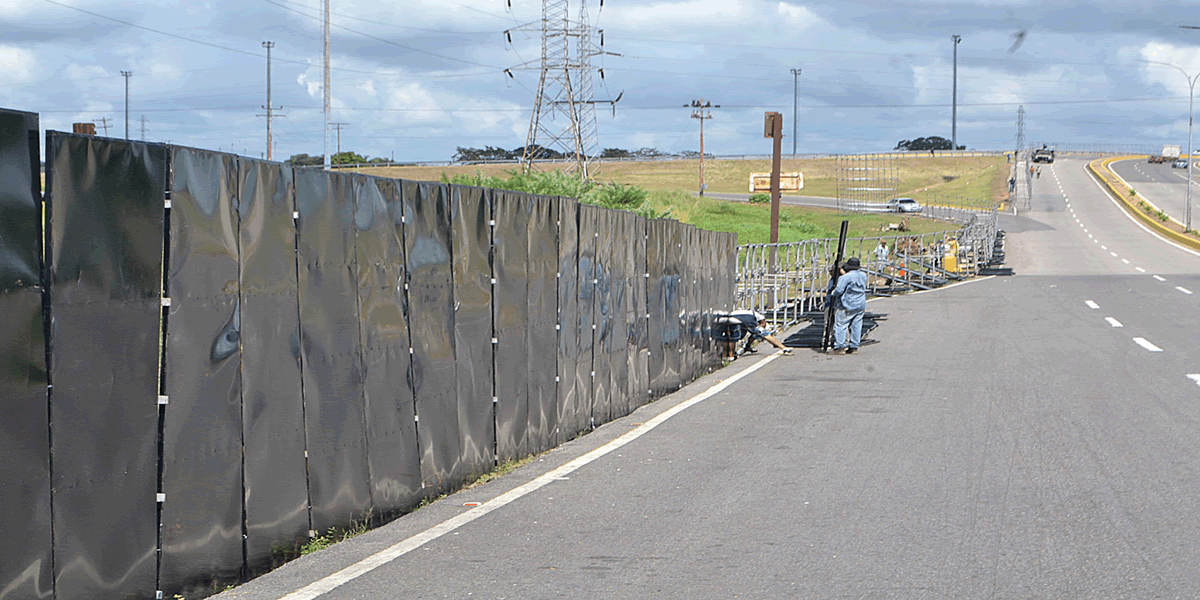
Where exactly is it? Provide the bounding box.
[1177,286,1194,295]
[1122,259,1130,264]
[1136,267,1146,272]
[1110,252,1118,257]
[1134,337,1164,352]
[1106,317,1124,328]
[1154,275,1167,282]
[1085,300,1100,309]
[1189,374,1200,388]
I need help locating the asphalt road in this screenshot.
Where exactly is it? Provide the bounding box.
[220,158,1200,599]
[1109,157,1198,226]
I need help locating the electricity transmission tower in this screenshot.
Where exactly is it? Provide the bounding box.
[505,0,622,178]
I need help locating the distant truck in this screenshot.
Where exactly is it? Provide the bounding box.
[1149,144,1182,163]
[1031,147,1055,163]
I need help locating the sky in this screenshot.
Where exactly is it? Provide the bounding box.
[3,0,1200,163]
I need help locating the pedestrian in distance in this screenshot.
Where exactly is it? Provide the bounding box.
[1036,166,1041,179]
[828,257,868,354]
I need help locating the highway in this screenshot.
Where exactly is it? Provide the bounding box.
[1109,157,1199,227]
[221,158,1200,599]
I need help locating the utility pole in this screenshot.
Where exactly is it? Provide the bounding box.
[790,68,801,157]
[688,98,718,196]
[331,122,348,157]
[262,41,281,161]
[764,111,784,267]
[121,70,132,139]
[140,115,147,141]
[951,35,961,150]
[323,0,331,169]
[94,117,111,136]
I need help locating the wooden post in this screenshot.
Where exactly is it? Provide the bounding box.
[765,111,783,268]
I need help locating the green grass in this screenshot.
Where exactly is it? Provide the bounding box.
[644,189,958,245]
[300,509,373,556]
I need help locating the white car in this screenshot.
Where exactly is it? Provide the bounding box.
[886,197,923,213]
[1173,159,1189,169]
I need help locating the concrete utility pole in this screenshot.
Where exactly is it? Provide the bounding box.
[121,70,132,139]
[790,68,801,157]
[140,115,147,141]
[951,35,961,150]
[688,98,718,196]
[262,41,279,161]
[323,0,331,169]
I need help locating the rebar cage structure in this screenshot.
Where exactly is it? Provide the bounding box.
[835,153,900,212]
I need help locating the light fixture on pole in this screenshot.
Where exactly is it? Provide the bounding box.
[1140,58,1199,231]
[121,70,132,140]
[951,35,961,150]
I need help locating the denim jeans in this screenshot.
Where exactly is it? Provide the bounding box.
[834,307,864,349]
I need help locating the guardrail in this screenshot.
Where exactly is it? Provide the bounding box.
[735,207,999,331]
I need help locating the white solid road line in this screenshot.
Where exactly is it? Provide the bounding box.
[1154,275,1167,281]
[1086,300,1100,309]
[1134,337,1164,352]
[1188,374,1200,387]
[1177,286,1194,295]
[275,351,784,600]
[1106,317,1124,327]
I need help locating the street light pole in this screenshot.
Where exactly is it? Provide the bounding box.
[790,68,801,157]
[951,35,961,150]
[1141,59,1199,231]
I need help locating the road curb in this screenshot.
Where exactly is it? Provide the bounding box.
[1086,156,1200,252]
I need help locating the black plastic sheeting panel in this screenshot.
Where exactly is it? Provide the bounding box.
[238,159,311,576]
[354,174,421,519]
[0,109,51,600]
[402,181,463,493]
[493,190,530,461]
[555,199,584,442]
[525,195,559,454]
[46,132,165,600]
[161,147,245,596]
[449,185,495,480]
[295,169,373,532]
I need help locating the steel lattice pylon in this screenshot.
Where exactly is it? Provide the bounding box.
[507,0,619,178]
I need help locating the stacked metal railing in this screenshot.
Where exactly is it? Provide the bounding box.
[736,207,999,331]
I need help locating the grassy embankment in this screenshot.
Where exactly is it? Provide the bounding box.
[352,156,1009,245]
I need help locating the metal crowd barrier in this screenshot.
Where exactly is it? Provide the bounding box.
[736,207,998,332]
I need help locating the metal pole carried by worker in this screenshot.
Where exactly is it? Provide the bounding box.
[821,220,850,352]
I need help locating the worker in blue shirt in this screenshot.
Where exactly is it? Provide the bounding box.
[829,256,868,354]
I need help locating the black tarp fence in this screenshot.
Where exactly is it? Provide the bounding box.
[0,122,736,600]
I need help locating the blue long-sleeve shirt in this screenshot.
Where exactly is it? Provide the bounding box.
[831,269,868,312]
